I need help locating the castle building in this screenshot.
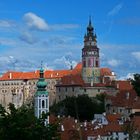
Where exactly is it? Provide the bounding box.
[56,19,116,102]
[0,19,116,108]
[34,66,49,124]
[0,69,72,108]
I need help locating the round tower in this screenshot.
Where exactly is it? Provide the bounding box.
[82,18,100,84]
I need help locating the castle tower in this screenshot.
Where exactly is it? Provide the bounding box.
[82,18,100,84]
[34,65,49,124]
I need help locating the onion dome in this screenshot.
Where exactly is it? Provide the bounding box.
[36,67,48,95]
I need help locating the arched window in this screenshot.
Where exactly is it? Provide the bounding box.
[83,60,86,67]
[96,60,99,67]
[42,100,45,108]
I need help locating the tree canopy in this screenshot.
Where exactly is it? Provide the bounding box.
[131,73,140,96]
[0,103,60,140]
[50,94,105,121]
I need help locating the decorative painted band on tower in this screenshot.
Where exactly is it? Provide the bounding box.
[82,19,100,84]
[34,66,49,124]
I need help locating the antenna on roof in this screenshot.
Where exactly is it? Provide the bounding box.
[41,60,43,69]
[70,64,73,70]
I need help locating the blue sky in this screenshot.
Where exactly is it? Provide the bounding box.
[0,0,140,79]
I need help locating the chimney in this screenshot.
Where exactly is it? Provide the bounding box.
[117,83,119,89]
[112,71,115,76]
[91,80,93,87]
[61,125,64,131]
[9,73,12,79]
[126,92,130,99]
[84,121,87,127]
[70,65,73,70]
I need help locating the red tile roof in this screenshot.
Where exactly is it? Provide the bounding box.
[0,63,115,81]
[100,68,113,76]
[0,69,72,81]
[106,114,121,123]
[57,74,84,86]
[116,80,133,90]
[107,89,140,109]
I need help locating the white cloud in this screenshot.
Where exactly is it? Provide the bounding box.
[119,73,134,80]
[23,12,49,31]
[107,59,120,67]
[54,54,77,69]
[132,52,140,62]
[0,38,18,46]
[19,31,38,44]
[0,20,15,28]
[0,55,39,72]
[108,3,123,16]
[50,24,79,30]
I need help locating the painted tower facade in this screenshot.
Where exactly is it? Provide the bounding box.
[34,66,49,124]
[82,19,100,84]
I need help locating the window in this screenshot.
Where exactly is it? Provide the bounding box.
[46,99,48,108]
[39,99,41,108]
[42,111,46,115]
[128,109,131,113]
[72,87,74,92]
[84,89,86,92]
[88,59,91,67]
[42,100,45,108]
[65,88,67,92]
[96,60,99,67]
[59,96,61,100]
[83,60,86,67]
[59,88,61,92]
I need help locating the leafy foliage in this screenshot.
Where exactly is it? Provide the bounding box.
[131,73,140,96]
[50,94,105,121]
[0,103,60,140]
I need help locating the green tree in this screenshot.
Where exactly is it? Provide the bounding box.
[50,94,105,121]
[0,103,60,140]
[131,73,140,96]
[123,121,136,140]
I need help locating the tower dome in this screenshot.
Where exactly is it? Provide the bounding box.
[36,67,48,95]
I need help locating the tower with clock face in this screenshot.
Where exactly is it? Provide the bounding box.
[82,18,100,84]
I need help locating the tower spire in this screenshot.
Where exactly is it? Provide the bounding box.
[87,16,94,36]
[41,60,43,69]
[89,15,92,26]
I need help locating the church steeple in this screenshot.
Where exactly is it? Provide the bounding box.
[34,63,49,124]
